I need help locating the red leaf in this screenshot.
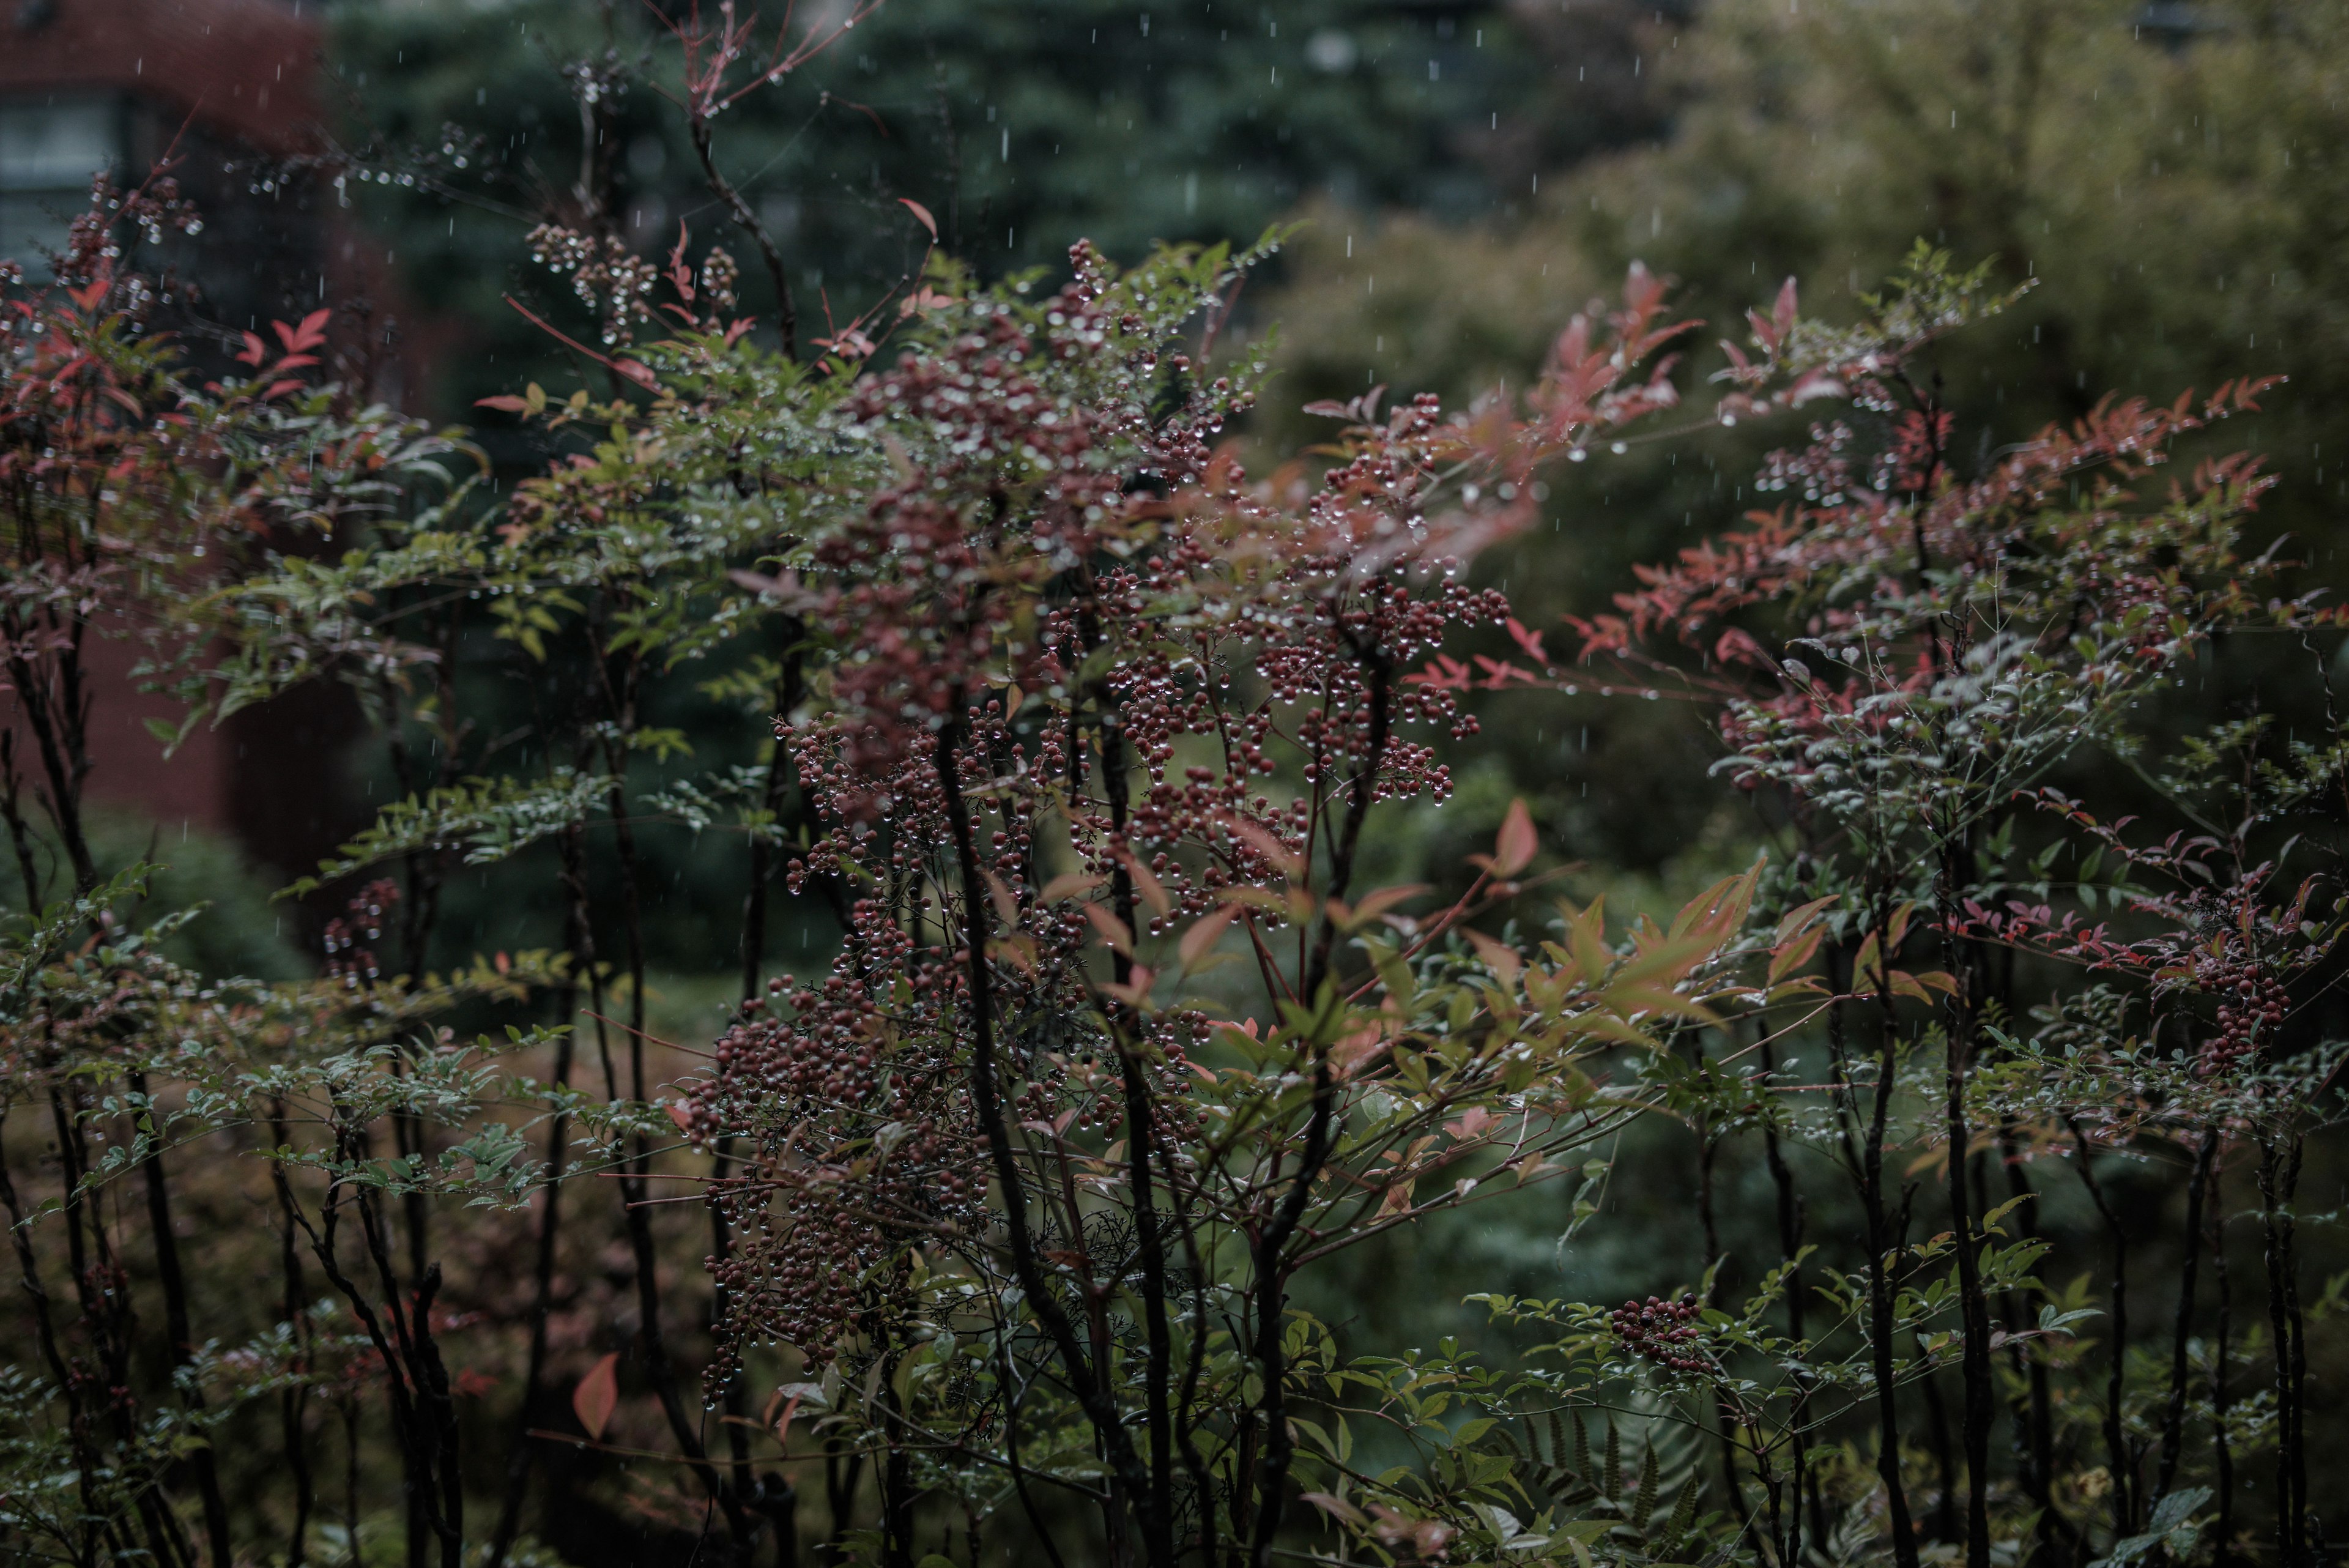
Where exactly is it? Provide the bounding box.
[236,331,269,367]
[897,198,938,239]
[667,221,696,302]
[1178,905,1238,969]
[1493,798,1538,877]
[475,395,532,412]
[273,310,331,355]
[572,1353,619,1440]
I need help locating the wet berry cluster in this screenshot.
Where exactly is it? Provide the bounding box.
[525,223,661,346]
[694,961,987,1373]
[322,879,399,990]
[2204,960,2288,1077]
[1611,1293,1707,1373]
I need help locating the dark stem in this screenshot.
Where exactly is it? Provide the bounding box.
[270,1102,317,1568]
[4,609,98,893]
[2068,1121,2134,1538]
[1696,1121,1748,1536]
[1,732,47,908]
[1858,945,1921,1568]
[591,619,751,1544]
[932,692,1160,1542]
[1250,647,1390,1568]
[1933,851,1992,1568]
[1998,1126,2073,1568]
[996,1329,1072,1568]
[0,1105,106,1568]
[689,115,798,359]
[1921,1369,1959,1544]
[2153,1128,2217,1501]
[1096,645,1178,1568]
[291,1122,439,1568]
[488,827,586,1568]
[2259,1135,2307,1567]
[2210,1162,2234,1568]
[130,1071,234,1568]
[1759,1031,1825,1556]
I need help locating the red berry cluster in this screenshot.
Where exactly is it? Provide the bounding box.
[2204,960,2288,1077]
[1611,1293,1707,1373]
[694,962,987,1378]
[322,879,399,990]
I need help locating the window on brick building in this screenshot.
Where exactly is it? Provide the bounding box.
[0,97,125,271]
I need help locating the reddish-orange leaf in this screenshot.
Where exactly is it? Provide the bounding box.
[572,1353,620,1441]
[1493,798,1538,877]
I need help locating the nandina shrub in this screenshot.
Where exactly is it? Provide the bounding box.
[669,240,1721,1568]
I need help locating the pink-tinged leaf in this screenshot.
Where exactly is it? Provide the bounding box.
[1464,929,1522,990]
[761,1388,803,1446]
[1329,1026,1387,1079]
[897,198,938,239]
[1082,904,1134,957]
[1119,851,1172,917]
[982,871,1021,926]
[666,221,696,302]
[1505,617,1550,663]
[236,331,269,367]
[1223,816,1304,880]
[1444,1105,1496,1142]
[664,1102,694,1135]
[1348,884,1429,923]
[1787,372,1846,407]
[1851,930,1884,993]
[573,1353,620,1440]
[1493,798,1538,877]
[1099,965,1155,1008]
[1301,1492,1367,1528]
[476,395,532,412]
[1178,905,1238,969]
[1768,926,1824,986]
[1773,275,1798,340]
[1713,626,1772,670]
[1038,872,1104,904]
